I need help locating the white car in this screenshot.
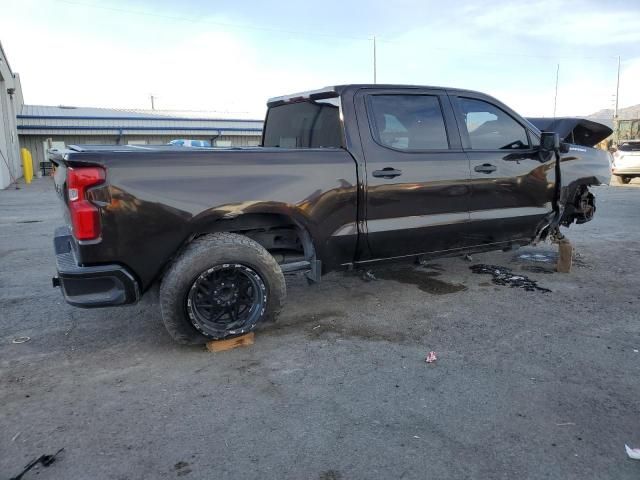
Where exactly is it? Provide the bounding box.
[612,141,640,184]
[168,139,211,148]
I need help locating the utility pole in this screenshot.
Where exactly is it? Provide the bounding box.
[552,64,559,118]
[614,55,621,146]
[615,56,621,119]
[150,94,156,110]
[373,36,377,84]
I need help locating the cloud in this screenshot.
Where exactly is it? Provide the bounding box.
[468,0,640,47]
[1,1,372,117]
[1,0,637,120]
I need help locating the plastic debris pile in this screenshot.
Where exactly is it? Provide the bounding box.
[470,264,551,293]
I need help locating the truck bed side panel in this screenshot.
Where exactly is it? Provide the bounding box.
[66,149,358,289]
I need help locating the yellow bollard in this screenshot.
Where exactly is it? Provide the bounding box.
[20,148,34,184]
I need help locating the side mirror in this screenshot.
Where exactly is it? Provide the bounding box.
[540,132,560,152]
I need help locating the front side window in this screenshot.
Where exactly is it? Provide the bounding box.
[458,98,530,150]
[369,95,449,150]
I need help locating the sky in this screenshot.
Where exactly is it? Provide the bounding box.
[1,0,639,119]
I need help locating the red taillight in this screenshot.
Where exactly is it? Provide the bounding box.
[67,166,106,241]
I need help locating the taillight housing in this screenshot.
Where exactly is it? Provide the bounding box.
[67,166,106,241]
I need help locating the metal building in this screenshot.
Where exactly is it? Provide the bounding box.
[0,42,24,189]
[17,106,264,174]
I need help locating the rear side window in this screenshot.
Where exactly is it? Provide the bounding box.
[263,100,342,148]
[369,95,449,150]
[458,97,529,150]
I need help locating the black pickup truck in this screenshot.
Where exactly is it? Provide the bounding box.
[51,84,611,344]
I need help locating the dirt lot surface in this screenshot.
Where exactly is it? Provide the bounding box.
[2,178,639,479]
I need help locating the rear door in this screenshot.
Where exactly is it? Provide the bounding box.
[450,93,555,245]
[355,88,472,260]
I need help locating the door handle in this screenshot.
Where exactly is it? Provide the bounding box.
[474,163,497,174]
[372,168,402,179]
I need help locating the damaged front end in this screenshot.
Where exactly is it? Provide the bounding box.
[560,185,595,226]
[529,121,612,244]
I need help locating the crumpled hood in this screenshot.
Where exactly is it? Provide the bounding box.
[527,117,612,147]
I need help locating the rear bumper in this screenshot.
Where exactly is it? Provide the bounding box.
[53,226,140,308]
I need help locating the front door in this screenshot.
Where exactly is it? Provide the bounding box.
[450,94,555,245]
[355,89,472,260]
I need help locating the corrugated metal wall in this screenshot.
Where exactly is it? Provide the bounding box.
[19,134,262,174]
[0,46,23,189]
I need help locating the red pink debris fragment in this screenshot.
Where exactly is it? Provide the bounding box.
[425,351,437,363]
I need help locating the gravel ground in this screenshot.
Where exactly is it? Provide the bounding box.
[1,177,639,480]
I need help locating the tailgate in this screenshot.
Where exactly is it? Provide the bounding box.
[49,154,70,222]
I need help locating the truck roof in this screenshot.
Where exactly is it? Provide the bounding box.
[266,84,485,107]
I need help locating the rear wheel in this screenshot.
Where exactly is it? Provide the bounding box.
[619,175,632,184]
[160,233,286,344]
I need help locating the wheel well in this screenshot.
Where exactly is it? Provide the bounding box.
[194,214,313,263]
[561,184,595,226]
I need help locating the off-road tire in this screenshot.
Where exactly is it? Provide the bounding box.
[159,233,286,344]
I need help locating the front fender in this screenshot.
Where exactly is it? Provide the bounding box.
[560,146,612,194]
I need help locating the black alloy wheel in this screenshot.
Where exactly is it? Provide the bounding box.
[187,263,267,338]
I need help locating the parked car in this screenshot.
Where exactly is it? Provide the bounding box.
[168,139,211,148]
[612,141,640,184]
[50,84,611,344]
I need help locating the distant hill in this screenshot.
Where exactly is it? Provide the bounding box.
[587,104,640,120]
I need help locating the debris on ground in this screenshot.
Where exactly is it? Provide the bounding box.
[470,264,552,293]
[12,336,30,344]
[572,251,591,269]
[521,265,555,274]
[425,351,437,363]
[10,448,64,480]
[515,251,557,263]
[625,444,640,460]
[416,258,445,271]
[463,254,473,262]
[361,270,377,282]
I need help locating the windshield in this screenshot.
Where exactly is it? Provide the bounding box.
[263,99,343,148]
